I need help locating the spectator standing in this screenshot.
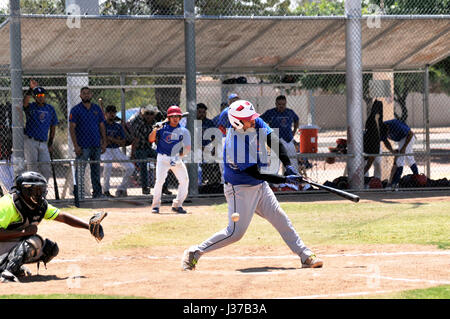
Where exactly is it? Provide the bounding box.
[196,103,221,185]
[260,95,300,173]
[23,80,59,183]
[380,119,419,188]
[69,87,107,199]
[149,106,191,214]
[0,101,14,194]
[129,105,161,195]
[101,105,135,197]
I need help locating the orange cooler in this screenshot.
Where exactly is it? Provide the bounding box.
[299,125,319,153]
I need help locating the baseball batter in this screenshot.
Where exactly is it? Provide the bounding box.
[182,100,323,270]
[149,106,191,214]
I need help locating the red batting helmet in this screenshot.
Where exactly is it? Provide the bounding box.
[167,105,183,117]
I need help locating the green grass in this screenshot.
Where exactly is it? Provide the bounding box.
[363,285,450,299]
[110,200,450,249]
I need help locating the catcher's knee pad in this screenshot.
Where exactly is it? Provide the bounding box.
[23,235,45,263]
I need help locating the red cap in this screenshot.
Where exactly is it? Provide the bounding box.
[167,105,183,117]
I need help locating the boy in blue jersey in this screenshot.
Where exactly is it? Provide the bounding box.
[380,119,419,188]
[69,87,107,199]
[182,100,323,271]
[149,106,191,214]
[23,80,59,182]
[101,105,135,197]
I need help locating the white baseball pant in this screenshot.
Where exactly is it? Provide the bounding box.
[151,153,189,209]
[192,181,313,264]
[280,139,299,174]
[394,135,416,167]
[101,148,135,193]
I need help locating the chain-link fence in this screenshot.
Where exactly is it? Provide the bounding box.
[0,0,449,203]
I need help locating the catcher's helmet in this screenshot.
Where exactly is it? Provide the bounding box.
[13,171,48,208]
[228,100,260,130]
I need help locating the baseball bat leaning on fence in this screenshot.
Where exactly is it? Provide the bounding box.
[70,160,80,207]
[50,154,59,200]
[152,112,189,129]
[303,178,360,203]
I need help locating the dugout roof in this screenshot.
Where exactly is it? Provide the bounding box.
[0,15,449,74]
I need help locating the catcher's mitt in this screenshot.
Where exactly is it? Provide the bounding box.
[89,211,107,242]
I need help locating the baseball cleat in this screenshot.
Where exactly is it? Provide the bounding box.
[172,206,187,214]
[182,249,198,271]
[0,270,20,283]
[151,207,160,214]
[302,254,323,268]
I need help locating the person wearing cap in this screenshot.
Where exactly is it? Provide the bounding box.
[129,105,171,195]
[23,79,59,183]
[101,105,135,198]
[69,87,107,199]
[196,103,221,186]
[148,105,191,214]
[260,95,300,175]
[216,93,240,136]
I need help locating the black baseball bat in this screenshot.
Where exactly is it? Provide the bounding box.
[71,160,80,207]
[305,179,360,203]
[50,154,60,200]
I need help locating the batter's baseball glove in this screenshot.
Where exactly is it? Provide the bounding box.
[89,211,107,242]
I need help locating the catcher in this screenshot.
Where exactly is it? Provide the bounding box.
[0,171,107,283]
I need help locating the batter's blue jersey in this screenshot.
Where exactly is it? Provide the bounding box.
[156,123,191,156]
[24,103,59,141]
[223,118,273,185]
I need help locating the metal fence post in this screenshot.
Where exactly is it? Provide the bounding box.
[345,0,364,190]
[184,0,198,196]
[423,65,431,178]
[9,0,25,177]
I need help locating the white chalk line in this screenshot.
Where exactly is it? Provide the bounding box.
[52,250,450,264]
[351,274,450,285]
[282,290,396,299]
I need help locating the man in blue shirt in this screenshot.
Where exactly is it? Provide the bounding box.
[149,106,191,214]
[23,80,59,183]
[380,119,419,188]
[196,103,221,186]
[260,95,300,174]
[69,87,107,199]
[182,99,322,271]
[101,105,135,198]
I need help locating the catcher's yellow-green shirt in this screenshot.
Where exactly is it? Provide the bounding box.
[0,194,60,229]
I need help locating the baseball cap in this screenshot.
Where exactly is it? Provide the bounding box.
[167,105,183,117]
[141,105,159,114]
[228,93,238,101]
[105,105,117,113]
[33,87,47,95]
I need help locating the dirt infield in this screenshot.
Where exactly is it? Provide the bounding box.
[1,191,449,299]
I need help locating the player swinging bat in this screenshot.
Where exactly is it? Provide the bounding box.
[182,99,323,271]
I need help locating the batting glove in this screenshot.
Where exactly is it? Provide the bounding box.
[284,165,298,176]
[285,175,305,185]
[153,121,165,130]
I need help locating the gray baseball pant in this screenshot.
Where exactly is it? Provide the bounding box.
[193,181,313,264]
